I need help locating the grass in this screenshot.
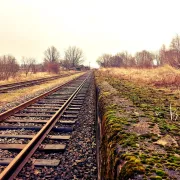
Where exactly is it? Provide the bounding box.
[99,65,180,90]
[95,66,180,180]
[0,72,84,108]
[0,70,77,85]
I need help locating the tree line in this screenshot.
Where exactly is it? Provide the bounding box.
[0,46,85,80]
[97,34,180,68]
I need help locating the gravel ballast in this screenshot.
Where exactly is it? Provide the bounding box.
[15,75,97,179]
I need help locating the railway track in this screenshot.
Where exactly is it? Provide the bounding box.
[0,72,77,93]
[0,72,94,179]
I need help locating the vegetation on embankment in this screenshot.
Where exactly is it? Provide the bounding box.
[95,66,180,180]
[99,65,180,89]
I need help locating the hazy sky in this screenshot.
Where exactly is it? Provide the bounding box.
[0,0,180,67]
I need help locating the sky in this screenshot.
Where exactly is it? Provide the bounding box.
[0,0,180,68]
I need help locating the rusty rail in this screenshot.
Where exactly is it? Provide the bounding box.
[0,72,79,93]
[0,73,84,121]
[0,74,88,180]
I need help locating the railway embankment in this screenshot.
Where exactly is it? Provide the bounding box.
[95,70,180,180]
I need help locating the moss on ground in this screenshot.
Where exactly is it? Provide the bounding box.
[95,70,180,180]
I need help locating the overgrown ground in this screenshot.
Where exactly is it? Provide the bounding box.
[0,70,76,85]
[95,66,180,180]
[0,72,84,108]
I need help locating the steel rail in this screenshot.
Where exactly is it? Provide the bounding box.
[0,74,89,180]
[0,73,85,121]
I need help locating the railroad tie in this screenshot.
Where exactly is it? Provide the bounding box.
[0,126,73,132]
[26,106,59,110]
[5,119,49,123]
[14,113,53,117]
[62,114,78,118]
[64,110,79,114]
[0,134,71,140]
[0,158,61,167]
[58,119,76,124]
[67,107,81,110]
[0,144,66,151]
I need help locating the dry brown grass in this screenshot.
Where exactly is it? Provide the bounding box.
[0,70,77,85]
[0,72,84,107]
[99,65,180,89]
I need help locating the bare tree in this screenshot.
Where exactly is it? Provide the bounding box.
[169,34,180,67]
[96,34,180,69]
[116,51,131,67]
[0,55,19,80]
[159,35,180,67]
[159,43,180,67]
[135,50,154,68]
[97,53,135,68]
[44,46,60,63]
[61,59,71,70]
[21,57,36,76]
[159,44,167,65]
[153,51,160,66]
[44,46,60,73]
[109,55,123,67]
[64,46,84,68]
[96,54,112,67]
[97,54,125,67]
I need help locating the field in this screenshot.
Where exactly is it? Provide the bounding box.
[95,66,180,180]
[0,71,76,85]
[0,72,83,108]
